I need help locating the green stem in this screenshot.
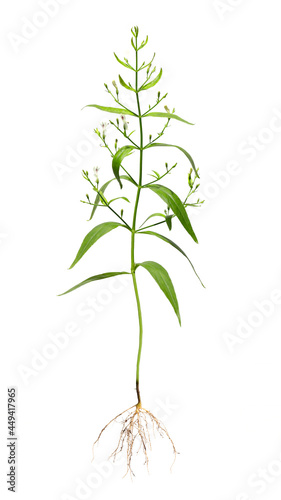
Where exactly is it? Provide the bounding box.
[131,33,144,406]
[109,121,139,148]
[97,130,137,184]
[86,176,131,229]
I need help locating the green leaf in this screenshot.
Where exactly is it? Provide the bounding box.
[139,212,165,228]
[120,174,138,186]
[59,271,130,296]
[114,53,134,70]
[69,222,123,269]
[146,184,198,243]
[138,231,205,287]
[89,179,113,220]
[83,104,136,117]
[165,214,173,230]
[143,112,194,125]
[138,261,181,325]
[151,170,160,178]
[145,142,199,178]
[139,68,163,91]
[108,196,130,204]
[112,146,136,188]
[89,175,137,221]
[119,75,135,92]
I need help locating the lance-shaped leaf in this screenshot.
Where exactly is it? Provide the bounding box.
[139,212,165,228]
[139,68,163,91]
[59,271,130,296]
[119,75,135,92]
[114,53,134,70]
[89,178,114,220]
[138,231,205,287]
[138,261,181,325]
[146,184,198,243]
[143,112,194,125]
[69,222,124,269]
[83,104,137,117]
[109,196,130,204]
[145,142,199,178]
[89,175,137,220]
[165,214,173,230]
[112,146,136,188]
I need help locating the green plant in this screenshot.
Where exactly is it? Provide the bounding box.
[60,26,204,476]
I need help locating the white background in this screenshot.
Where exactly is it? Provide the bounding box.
[1,0,281,499]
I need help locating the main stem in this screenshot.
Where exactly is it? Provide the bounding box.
[131,35,143,407]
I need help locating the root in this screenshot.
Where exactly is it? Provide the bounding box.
[92,403,179,477]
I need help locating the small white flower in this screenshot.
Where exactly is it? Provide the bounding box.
[93,166,100,183]
[121,115,129,131]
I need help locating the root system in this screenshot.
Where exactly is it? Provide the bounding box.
[92,403,178,477]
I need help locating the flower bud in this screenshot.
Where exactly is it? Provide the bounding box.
[112,80,119,98]
[188,169,193,188]
[164,105,170,113]
[121,115,129,132]
[93,166,100,184]
[101,122,108,140]
[149,134,152,143]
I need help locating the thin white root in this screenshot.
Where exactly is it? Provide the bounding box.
[92,403,179,477]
